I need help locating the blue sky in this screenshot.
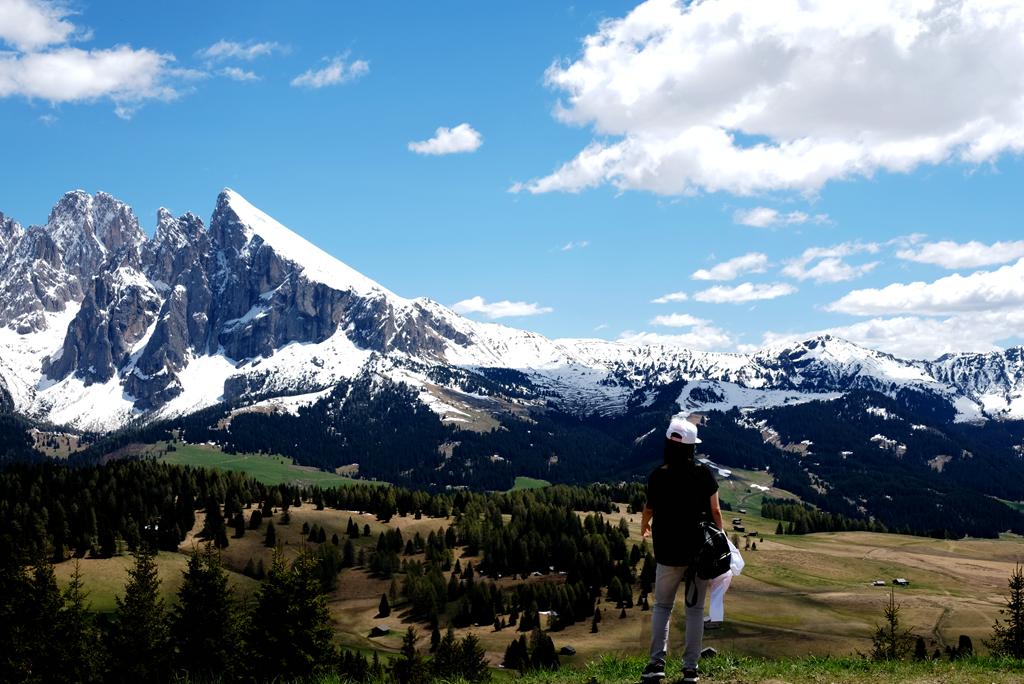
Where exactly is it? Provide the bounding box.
[1,0,1023,360]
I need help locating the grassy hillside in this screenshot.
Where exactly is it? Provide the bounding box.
[51,481,1021,670]
[156,442,382,488]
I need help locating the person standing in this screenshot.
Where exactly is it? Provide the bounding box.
[641,417,723,684]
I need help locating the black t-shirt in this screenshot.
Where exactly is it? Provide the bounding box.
[646,461,719,566]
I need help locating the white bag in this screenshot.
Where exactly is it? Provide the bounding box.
[727,538,745,576]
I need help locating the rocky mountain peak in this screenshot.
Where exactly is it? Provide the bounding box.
[44,190,147,281]
[0,211,23,255]
[208,188,252,252]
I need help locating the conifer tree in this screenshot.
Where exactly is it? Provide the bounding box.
[869,588,914,661]
[249,543,336,680]
[379,592,391,617]
[55,560,106,683]
[432,626,460,678]
[108,545,169,684]
[985,563,1024,658]
[24,557,67,682]
[392,626,429,684]
[170,542,245,680]
[459,632,492,682]
[265,519,277,547]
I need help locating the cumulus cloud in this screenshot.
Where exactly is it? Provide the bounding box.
[692,252,767,281]
[896,240,1024,268]
[0,0,80,51]
[0,0,188,117]
[450,296,552,319]
[738,312,1024,361]
[219,67,258,81]
[619,324,736,351]
[649,313,708,327]
[651,291,689,304]
[733,207,830,228]
[408,123,483,155]
[827,258,1024,316]
[0,46,181,116]
[782,242,881,283]
[196,40,283,62]
[694,282,797,304]
[291,54,369,88]
[512,0,1024,196]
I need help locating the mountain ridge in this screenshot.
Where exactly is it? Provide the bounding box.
[0,189,1022,430]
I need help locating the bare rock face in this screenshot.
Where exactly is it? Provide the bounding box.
[0,211,22,256]
[0,191,149,334]
[43,271,162,386]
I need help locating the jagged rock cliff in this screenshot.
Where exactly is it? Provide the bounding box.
[1,188,1023,430]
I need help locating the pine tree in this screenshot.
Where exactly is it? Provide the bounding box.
[459,632,492,682]
[249,543,336,680]
[108,545,170,684]
[379,592,391,617]
[985,563,1024,658]
[869,588,914,661]
[170,542,245,680]
[432,626,459,678]
[392,626,429,684]
[25,557,67,683]
[55,560,106,684]
[265,519,277,547]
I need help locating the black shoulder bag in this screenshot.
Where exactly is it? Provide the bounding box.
[684,520,731,607]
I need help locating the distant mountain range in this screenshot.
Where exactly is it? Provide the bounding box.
[2,189,1024,431]
[3,189,1024,537]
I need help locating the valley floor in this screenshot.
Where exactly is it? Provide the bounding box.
[50,494,1022,671]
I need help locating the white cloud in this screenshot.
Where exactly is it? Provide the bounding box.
[560,241,589,250]
[408,123,483,155]
[619,325,736,351]
[739,312,1024,361]
[649,313,708,327]
[512,0,1024,196]
[692,252,767,281]
[196,40,283,62]
[694,282,797,304]
[0,46,180,116]
[219,67,258,82]
[0,1,187,117]
[733,207,829,228]
[595,324,608,331]
[291,54,369,88]
[38,113,56,124]
[0,0,80,51]
[827,258,1024,316]
[896,240,1024,268]
[781,242,881,283]
[651,291,688,304]
[450,296,552,319]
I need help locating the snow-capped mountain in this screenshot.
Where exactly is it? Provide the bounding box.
[0,189,1021,430]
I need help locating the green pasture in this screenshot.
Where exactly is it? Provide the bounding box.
[158,443,379,488]
[508,476,551,491]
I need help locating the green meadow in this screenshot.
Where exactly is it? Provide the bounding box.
[157,442,379,488]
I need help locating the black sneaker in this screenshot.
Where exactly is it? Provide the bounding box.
[682,667,699,683]
[641,662,665,680]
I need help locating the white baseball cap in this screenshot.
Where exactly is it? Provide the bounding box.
[666,417,701,444]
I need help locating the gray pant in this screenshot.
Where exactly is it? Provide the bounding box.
[649,563,709,670]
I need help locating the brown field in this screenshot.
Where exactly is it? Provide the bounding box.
[52,498,1024,668]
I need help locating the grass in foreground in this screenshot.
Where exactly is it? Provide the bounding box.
[167,653,1024,684]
